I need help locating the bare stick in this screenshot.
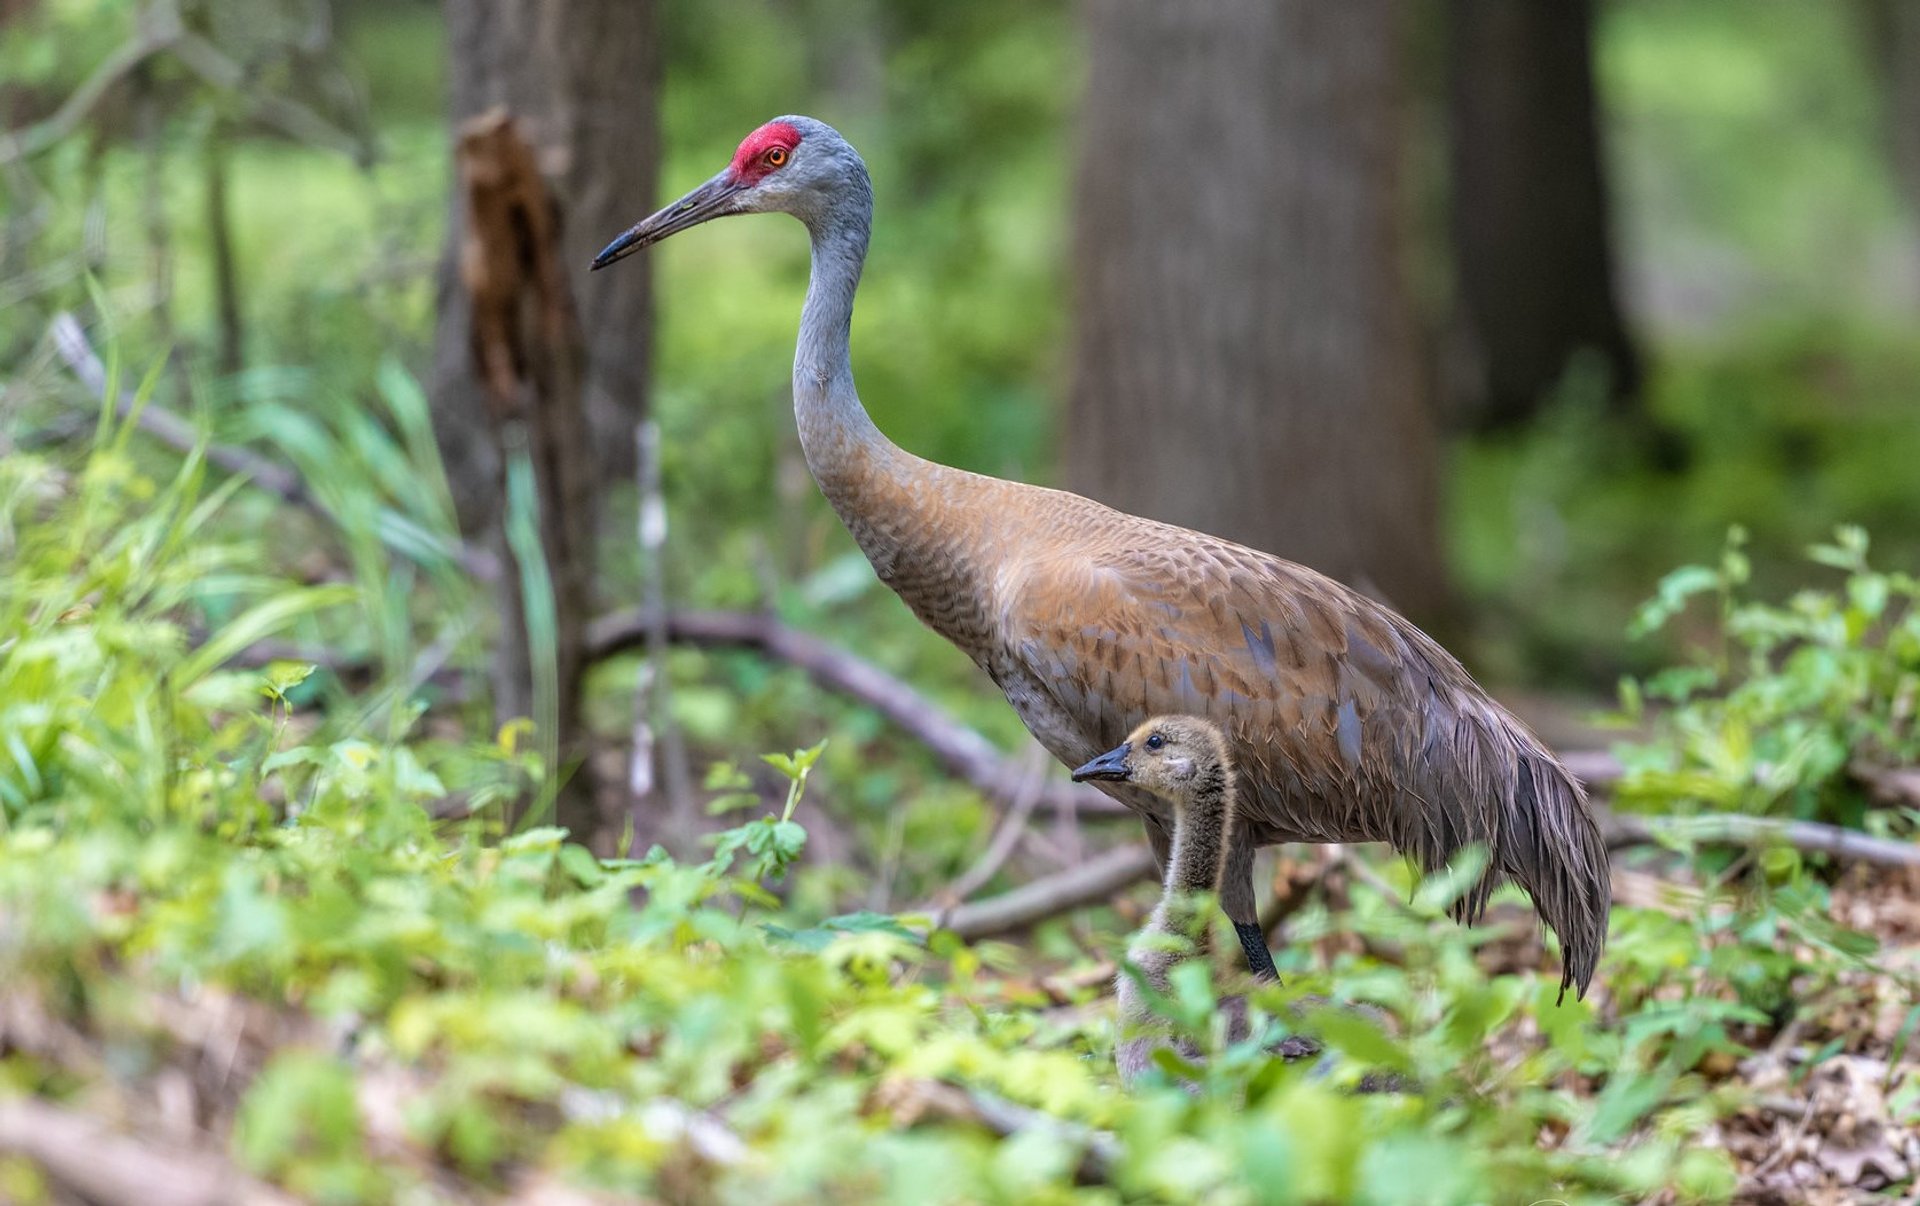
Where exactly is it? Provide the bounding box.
[873,1079,1118,1181]
[940,842,1158,940]
[52,312,302,500]
[589,607,1129,818]
[0,1098,299,1206]
[934,745,1051,909]
[1600,811,1920,869]
[1853,760,1920,808]
[168,33,371,165]
[628,419,696,854]
[246,602,1920,883]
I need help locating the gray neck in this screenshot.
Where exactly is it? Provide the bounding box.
[1136,772,1233,976]
[1167,767,1230,898]
[794,200,890,490]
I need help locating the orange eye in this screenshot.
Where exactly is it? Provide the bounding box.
[765,147,789,168]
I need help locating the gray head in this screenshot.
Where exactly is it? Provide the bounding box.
[591,115,871,270]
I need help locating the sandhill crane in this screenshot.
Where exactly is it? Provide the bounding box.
[593,116,1611,998]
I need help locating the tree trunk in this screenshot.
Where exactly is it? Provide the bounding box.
[454,112,601,846]
[1859,0,1920,223]
[1066,0,1447,623]
[431,0,658,533]
[1445,0,1641,431]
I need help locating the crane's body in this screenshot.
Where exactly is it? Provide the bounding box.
[595,116,1611,997]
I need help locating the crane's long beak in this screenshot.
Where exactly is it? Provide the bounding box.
[591,171,745,270]
[1071,743,1133,783]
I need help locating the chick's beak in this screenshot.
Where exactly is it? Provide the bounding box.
[591,171,745,270]
[1071,743,1133,783]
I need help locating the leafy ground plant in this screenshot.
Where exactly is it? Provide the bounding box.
[1615,524,1920,834]
[0,415,1785,1204]
[2,382,1916,1201]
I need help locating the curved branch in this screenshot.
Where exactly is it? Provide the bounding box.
[1601,811,1920,868]
[0,10,183,166]
[588,607,1130,819]
[938,843,1158,939]
[0,1098,298,1206]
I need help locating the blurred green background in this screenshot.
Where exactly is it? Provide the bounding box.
[7,0,1918,685]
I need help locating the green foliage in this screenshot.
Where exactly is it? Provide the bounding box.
[0,402,1809,1203]
[1614,525,1920,831]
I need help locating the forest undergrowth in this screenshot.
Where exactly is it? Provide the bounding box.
[0,360,1914,1204]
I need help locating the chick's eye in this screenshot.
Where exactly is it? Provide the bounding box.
[765,146,789,168]
[1144,733,1164,751]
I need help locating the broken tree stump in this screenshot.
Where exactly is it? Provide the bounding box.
[454,108,601,844]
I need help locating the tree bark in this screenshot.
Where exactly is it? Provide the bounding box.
[1445,0,1641,431]
[454,112,600,845]
[1065,0,1447,623]
[1859,0,1920,223]
[431,0,658,533]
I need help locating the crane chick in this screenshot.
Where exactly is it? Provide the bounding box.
[1074,715,1314,1088]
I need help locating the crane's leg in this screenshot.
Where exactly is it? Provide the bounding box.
[1222,833,1279,981]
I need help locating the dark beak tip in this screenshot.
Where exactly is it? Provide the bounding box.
[1071,745,1133,783]
[590,236,639,272]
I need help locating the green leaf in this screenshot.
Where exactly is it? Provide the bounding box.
[558,843,606,887]
[1301,1005,1413,1075]
[177,584,357,687]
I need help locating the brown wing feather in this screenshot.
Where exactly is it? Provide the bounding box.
[996,505,1610,997]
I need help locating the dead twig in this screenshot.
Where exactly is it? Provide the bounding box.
[872,1078,1118,1182]
[933,745,1051,911]
[939,843,1158,940]
[168,32,371,166]
[588,607,1129,819]
[0,1097,299,1206]
[1853,760,1920,808]
[627,418,696,855]
[0,5,184,165]
[1601,811,1920,870]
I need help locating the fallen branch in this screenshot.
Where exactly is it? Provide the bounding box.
[1852,760,1920,809]
[933,746,1051,908]
[1601,811,1920,869]
[588,607,1131,819]
[0,1097,298,1206]
[937,806,1920,941]
[53,313,307,503]
[940,843,1158,940]
[873,1078,1118,1182]
[169,32,372,166]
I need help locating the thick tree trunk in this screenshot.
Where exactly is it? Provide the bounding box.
[454,113,600,845]
[431,0,658,532]
[1445,0,1640,432]
[1066,0,1447,623]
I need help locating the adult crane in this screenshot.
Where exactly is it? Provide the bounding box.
[592,116,1611,998]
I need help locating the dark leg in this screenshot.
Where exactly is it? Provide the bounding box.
[1222,831,1279,980]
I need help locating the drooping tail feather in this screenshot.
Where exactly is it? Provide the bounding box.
[1499,745,1611,1000]
[1398,693,1612,998]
